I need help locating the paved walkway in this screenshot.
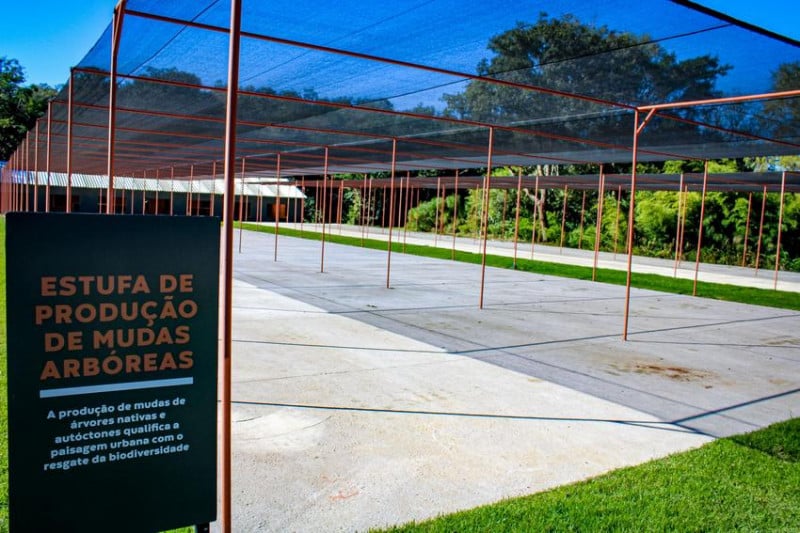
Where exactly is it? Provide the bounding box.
[219,228,800,532]
[283,222,800,293]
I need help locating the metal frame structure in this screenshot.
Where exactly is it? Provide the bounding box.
[2,2,800,531]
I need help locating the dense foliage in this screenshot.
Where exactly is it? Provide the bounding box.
[0,58,57,160]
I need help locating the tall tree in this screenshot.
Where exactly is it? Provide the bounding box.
[0,57,57,160]
[443,14,730,139]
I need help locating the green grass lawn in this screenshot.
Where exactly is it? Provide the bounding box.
[2,219,797,532]
[242,223,800,312]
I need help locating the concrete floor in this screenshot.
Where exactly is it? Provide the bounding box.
[219,228,800,532]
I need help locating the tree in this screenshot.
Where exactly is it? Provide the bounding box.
[442,14,730,141]
[761,61,800,139]
[0,57,57,160]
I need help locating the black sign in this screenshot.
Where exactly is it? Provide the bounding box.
[6,213,219,532]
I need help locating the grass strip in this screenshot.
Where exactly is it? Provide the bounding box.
[242,223,800,312]
[376,418,800,532]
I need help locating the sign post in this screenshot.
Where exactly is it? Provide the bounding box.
[6,213,219,532]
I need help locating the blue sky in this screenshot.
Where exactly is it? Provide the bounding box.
[2,1,798,87]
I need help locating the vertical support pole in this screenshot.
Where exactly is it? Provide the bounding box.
[274,153,281,262]
[45,102,52,213]
[755,185,767,274]
[513,168,522,268]
[320,148,329,273]
[155,168,160,215]
[381,183,387,229]
[613,185,621,259]
[33,121,39,211]
[220,1,242,531]
[106,1,125,214]
[478,127,494,310]
[741,192,753,267]
[24,133,30,212]
[210,161,217,217]
[529,175,539,260]
[434,177,442,245]
[559,185,568,253]
[402,171,411,252]
[66,70,74,213]
[300,176,305,232]
[197,172,202,216]
[386,139,397,288]
[592,166,605,281]
[673,173,685,276]
[141,170,147,213]
[451,170,459,260]
[578,189,587,250]
[238,158,246,252]
[500,189,508,239]
[170,167,175,216]
[360,175,367,243]
[622,110,643,341]
[678,184,688,268]
[692,161,709,297]
[337,180,344,234]
[187,165,194,215]
[773,171,786,290]
[365,174,373,238]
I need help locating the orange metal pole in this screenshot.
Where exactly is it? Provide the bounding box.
[692,161,709,296]
[755,185,767,274]
[501,188,508,238]
[320,147,329,273]
[773,171,786,289]
[170,167,175,216]
[155,168,160,215]
[300,175,305,232]
[238,158,246,252]
[141,170,147,213]
[360,175,367,243]
[451,170,459,260]
[678,184,689,269]
[559,185,568,253]
[622,110,643,341]
[478,127,495,309]
[211,160,217,217]
[530,176,540,260]
[381,183,387,229]
[106,2,125,214]
[434,177,442,246]
[33,121,39,211]
[578,190,587,250]
[513,168,522,267]
[45,103,52,213]
[274,153,281,262]
[365,174,373,239]
[24,133,30,212]
[220,1,242,531]
[337,180,344,234]
[386,139,397,288]
[741,192,753,267]
[187,165,194,215]
[613,185,621,259]
[402,171,410,253]
[673,173,685,276]
[66,70,74,213]
[592,166,605,281]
